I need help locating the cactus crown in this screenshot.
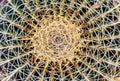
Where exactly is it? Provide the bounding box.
[0,0,120,81]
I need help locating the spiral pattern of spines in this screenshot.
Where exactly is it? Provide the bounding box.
[0,0,120,81]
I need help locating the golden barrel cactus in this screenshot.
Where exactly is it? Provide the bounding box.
[0,0,120,81]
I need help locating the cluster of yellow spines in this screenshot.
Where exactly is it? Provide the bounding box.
[0,0,120,81]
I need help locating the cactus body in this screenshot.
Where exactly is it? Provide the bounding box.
[0,0,120,81]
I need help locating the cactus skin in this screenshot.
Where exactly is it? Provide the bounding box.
[0,0,120,81]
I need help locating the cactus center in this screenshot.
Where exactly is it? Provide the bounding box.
[32,17,80,61]
[53,36,63,45]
